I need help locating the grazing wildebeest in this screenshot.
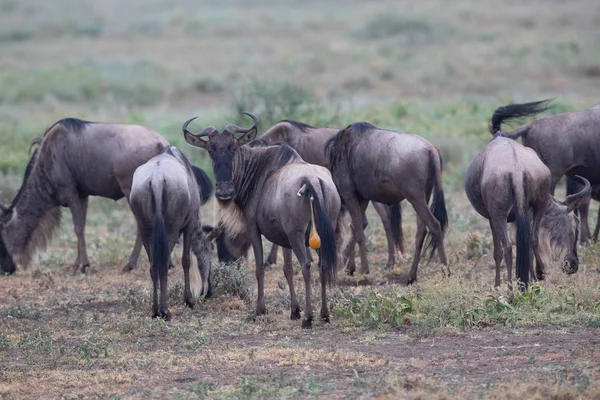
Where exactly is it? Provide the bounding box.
[490,100,600,243]
[0,118,175,275]
[465,132,589,287]
[183,113,348,328]
[260,120,404,271]
[129,146,213,320]
[326,122,448,283]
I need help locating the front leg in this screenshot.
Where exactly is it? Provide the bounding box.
[249,228,266,316]
[69,196,90,275]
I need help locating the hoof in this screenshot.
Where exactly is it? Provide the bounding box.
[153,310,171,321]
[168,263,175,270]
[256,307,267,316]
[386,262,396,269]
[71,265,80,276]
[301,317,313,329]
[290,308,301,320]
[536,272,546,281]
[121,263,136,273]
[346,269,355,276]
[321,313,330,323]
[407,277,416,285]
[185,300,195,309]
[81,264,90,274]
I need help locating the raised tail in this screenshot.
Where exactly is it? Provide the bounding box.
[303,179,337,286]
[389,203,404,254]
[424,149,448,260]
[151,183,169,294]
[509,173,531,288]
[489,99,552,138]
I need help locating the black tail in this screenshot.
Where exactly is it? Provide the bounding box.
[389,204,404,253]
[509,174,531,289]
[424,150,448,260]
[304,179,337,285]
[489,99,551,136]
[151,183,169,291]
[191,165,213,205]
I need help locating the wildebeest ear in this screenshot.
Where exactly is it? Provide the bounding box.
[182,117,217,149]
[564,175,591,213]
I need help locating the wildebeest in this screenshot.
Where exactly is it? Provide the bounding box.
[326,122,448,283]
[183,113,348,328]
[0,118,175,275]
[129,146,213,320]
[260,120,404,271]
[465,132,590,287]
[490,100,600,243]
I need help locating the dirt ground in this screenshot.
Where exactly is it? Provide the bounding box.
[1,253,600,399]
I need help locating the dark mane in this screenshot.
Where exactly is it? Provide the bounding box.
[55,118,92,133]
[280,120,315,132]
[234,142,301,207]
[326,122,377,171]
[162,145,213,204]
[10,149,39,209]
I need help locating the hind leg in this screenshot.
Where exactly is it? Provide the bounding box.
[266,243,279,267]
[594,209,600,242]
[374,202,397,267]
[490,218,511,287]
[182,226,195,309]
[288,233,313,328]
[408,196,448,277]
[283,248,301,320]
[345,199,370,275]
[579,195,591,246]
[407,217,427,284]
[69,196,90,275]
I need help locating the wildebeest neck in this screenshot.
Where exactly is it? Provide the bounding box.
[231,143,300,207]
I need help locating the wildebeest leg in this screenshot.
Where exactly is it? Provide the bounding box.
[346,199,370,275]
[266,243,279,266]
[344,213,368,275]
[344,235,356,275]
[249,228,267,316]
[408,196,448,276]
[289,234,313,328]
[490,218,511,287]
[373,202,396,267]
[123,228,143,273]
[407,217,426,284]
[593,209,600,242]
[70,196,90,275]
[283,248,301,320]
[578,195,591,246]
[182,225,195,309]
[531,205,547,282]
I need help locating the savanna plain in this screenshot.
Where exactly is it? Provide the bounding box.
[1,0,600,398]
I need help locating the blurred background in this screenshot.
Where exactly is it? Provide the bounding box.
[0,0,599,186]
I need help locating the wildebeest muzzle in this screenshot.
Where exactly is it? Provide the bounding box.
[215,181,235,202]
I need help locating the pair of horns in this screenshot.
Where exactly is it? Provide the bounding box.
[182,112,259,139]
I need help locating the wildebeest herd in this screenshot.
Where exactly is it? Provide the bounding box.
[0,99,598,328]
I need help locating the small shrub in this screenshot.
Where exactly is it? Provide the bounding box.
[18,327,52,353]
[75,333,109,359]
[188,380,217,399]
[331,287,415,327]
[466,233,491,260]
[194,77,224,94]
[210,260,254,302]
[0,305,42,320]
[0,332,12,350]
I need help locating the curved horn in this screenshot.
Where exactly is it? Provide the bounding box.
[224,111,259,135]
[182,117,218,138]
[564,175,591,213]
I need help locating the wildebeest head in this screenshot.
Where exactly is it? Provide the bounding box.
[538,175,590,274]
[183,112,258,202]
[0,196,16,274]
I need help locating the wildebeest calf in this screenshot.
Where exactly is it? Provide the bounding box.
[129,146,213,320]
